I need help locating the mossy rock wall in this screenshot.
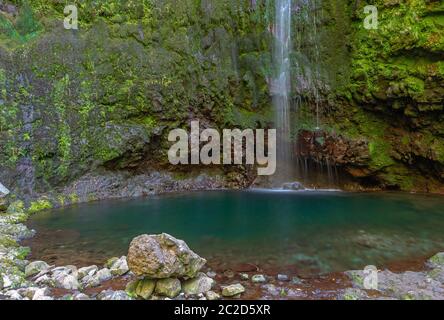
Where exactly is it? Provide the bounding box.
[325,0,444,192]
[0,0,274,197]
[0,0,443,195]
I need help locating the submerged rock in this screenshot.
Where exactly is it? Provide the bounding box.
[154,278,181,298]
[205,290,221,300]
[127,233,206,279]
[277,274,289,282]
[251,274,266,283]
[221,283,245,297]
[240,273,249,280]
[282,182,305,191]
[182,272,215,295]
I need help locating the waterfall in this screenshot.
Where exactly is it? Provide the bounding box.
[272,0,293,186]
[267,0,327,188]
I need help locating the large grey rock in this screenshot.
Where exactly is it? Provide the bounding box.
[55,274,80,290]
[127,233,206,279]
[52,266,80,290]
[25,261,50,278]
[0,223,35,241]
[182,272,215,295]
[154,278,181,298]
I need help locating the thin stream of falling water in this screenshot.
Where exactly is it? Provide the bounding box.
[272,0,293,185]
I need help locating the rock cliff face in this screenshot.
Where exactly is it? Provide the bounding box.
[0,0,270,202]
[0,0,443,202]
[320,0,444,192]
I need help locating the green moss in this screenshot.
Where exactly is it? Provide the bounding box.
[6,200,25,215]
[28,199,53,214]
[0,235,19,248]
[11,246,31,260]
[69,193,79,204]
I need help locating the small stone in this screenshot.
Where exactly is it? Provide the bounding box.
[104,257,119,268]
[206,270,217,278]
[0,197,7,211]
[155,278,181,298]
[221,283,245,297]
[135,278,157,300]
[78,265,98,279]
[205,290,220,300]
[252,274,266,283]
[55,274,80,290]
[341,288,369,300]
[427,253,444,269]
[51,266,80,290]
[223,270,235,278]
[291,276,303,285]
[175,293,186,300]
[239,273,249,280]
[277,274,289,282]
[109,256,129,276]
[35,274,55,287]
[74,293,91,300]
[262,284,280,296]
[282,181,305,190]
[182,272,215,295]
[32,288,53,300]
[95,268,112,282]
[125,280,138,296]
[4,290,22,300]
[81,268,112,288]
[98,290,132,300]
[25,261,50,278]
